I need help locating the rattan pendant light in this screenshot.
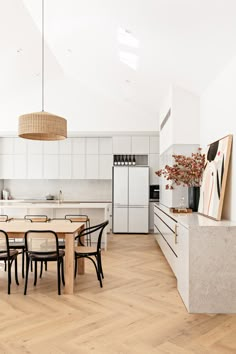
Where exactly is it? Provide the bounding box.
[18,0,67,141]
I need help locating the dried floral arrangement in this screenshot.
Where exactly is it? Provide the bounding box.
[156,148,205,189]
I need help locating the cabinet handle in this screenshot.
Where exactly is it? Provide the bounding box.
[174,224,178,244]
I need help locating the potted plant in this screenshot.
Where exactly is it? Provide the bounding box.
[155,148,205,211]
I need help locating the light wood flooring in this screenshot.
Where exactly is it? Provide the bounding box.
[0,234,236,354]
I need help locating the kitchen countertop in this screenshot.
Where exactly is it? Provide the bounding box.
[0,201,110,209]
[155,202,236,228]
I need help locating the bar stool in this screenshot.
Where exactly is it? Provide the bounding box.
[65,214,91,246]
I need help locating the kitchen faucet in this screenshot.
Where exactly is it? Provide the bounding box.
[58,190,63,204]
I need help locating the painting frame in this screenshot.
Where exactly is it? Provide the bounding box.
[198,134,233,220]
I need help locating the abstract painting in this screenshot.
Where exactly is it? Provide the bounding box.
[198,134,232,220]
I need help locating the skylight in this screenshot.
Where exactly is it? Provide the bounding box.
[119,51,139,70]
[117,28,139,48]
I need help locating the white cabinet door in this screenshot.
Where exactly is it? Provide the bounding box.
[59,138,72,154]
[59,155,71,179]
[28,155,43,179]
[129,207,149,233]
[0,138,14,154]
[129,167,149,206]
[43,155,59,179]
[72,138,85,154]
[131,136,149,154]
[113,167,128,206]
[43,141,59,154]
[99,155,112,179]
[28,140,43,154]
[14,155,27,179]
[149,202,154,231]
[149,154,160,184]
[113,136,131,154]
[72,155,86,179]
[149,136,159,154]
[0,155,14,178]
[86,155,99,179]
[113,207,128,233]
[99,138,112,154]
[13,138,27,154]
[86,138,99,154]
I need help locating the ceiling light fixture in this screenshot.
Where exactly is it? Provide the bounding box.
[18,0,67,141]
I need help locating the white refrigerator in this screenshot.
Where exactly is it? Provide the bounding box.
[112,166,149,233]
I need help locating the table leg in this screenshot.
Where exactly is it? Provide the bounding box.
[64,233,74,294]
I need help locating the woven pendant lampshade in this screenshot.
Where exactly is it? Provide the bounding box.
[18,0,67,141]
[19,112,67,140]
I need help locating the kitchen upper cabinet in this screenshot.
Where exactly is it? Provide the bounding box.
[28,155,43,179]
[99,138,112,154]
[43,155,59,179]
[149,154,160,184]
[86,155,99,179]
[99,155,112,179]
[59,138,72,155]
[72,138,85,154]
[72,155,86,179]
[86,138,99,154]
[0,155,14,178]
[149,136,159,154]
[13,138,27,155]
[0,138,14,154]
[14,155,27,179]
[43,141,59,154]
[112,136,131,154]
[131,136,149,154]
[28,140,43,154]
[59,155,72,179]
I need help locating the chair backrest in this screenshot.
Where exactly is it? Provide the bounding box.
[25,230,59,255]
[0,215,8,222]
[76,220,109,252]
[65,214,89,222]
[0,230,10,256]
[49,218,72,223]
[24,215,48,222]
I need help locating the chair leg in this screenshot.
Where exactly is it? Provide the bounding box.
[61,259,65,286]
[57,261,61,295]
[4,260,7,272]
[7,259,11,294]
[34,261,37,286]
[24,256,30,295]
[45,261,47,271]
[97,253,104,279]
[89,256,103,288]
[40,261,43,278]
[14,257,19,285]
[22,249,25,279]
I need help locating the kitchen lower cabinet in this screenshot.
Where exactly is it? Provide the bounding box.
[113,207,128,233]
[154,203,236,313]
[129,207,149,233]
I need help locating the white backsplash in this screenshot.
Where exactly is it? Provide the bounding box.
[3,179,112,202]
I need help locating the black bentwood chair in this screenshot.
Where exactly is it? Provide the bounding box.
[24,230,65,295]
[0,230,19,294]
[74,220,109,288]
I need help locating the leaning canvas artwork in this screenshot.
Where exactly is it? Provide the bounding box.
[198,134,233,220]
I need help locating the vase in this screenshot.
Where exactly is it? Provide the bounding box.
[188,186,200,212]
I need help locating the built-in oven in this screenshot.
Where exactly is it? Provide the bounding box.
[149,185,159,201]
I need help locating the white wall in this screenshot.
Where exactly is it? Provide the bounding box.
[200,56,236,221]
[0,75,158,134]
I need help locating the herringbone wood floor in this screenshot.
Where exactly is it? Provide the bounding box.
[0,234,236,354]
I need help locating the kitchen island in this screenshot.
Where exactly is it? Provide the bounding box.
[0,201,110,250]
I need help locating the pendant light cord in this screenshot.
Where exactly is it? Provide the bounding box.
[42,0,44,112]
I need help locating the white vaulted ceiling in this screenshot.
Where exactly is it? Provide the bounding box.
[1,0,236,132]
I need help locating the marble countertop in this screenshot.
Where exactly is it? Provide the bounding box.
[0,201,110,209]
[155,203,236,228]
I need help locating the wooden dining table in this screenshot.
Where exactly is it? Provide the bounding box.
[0,220,85,294]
